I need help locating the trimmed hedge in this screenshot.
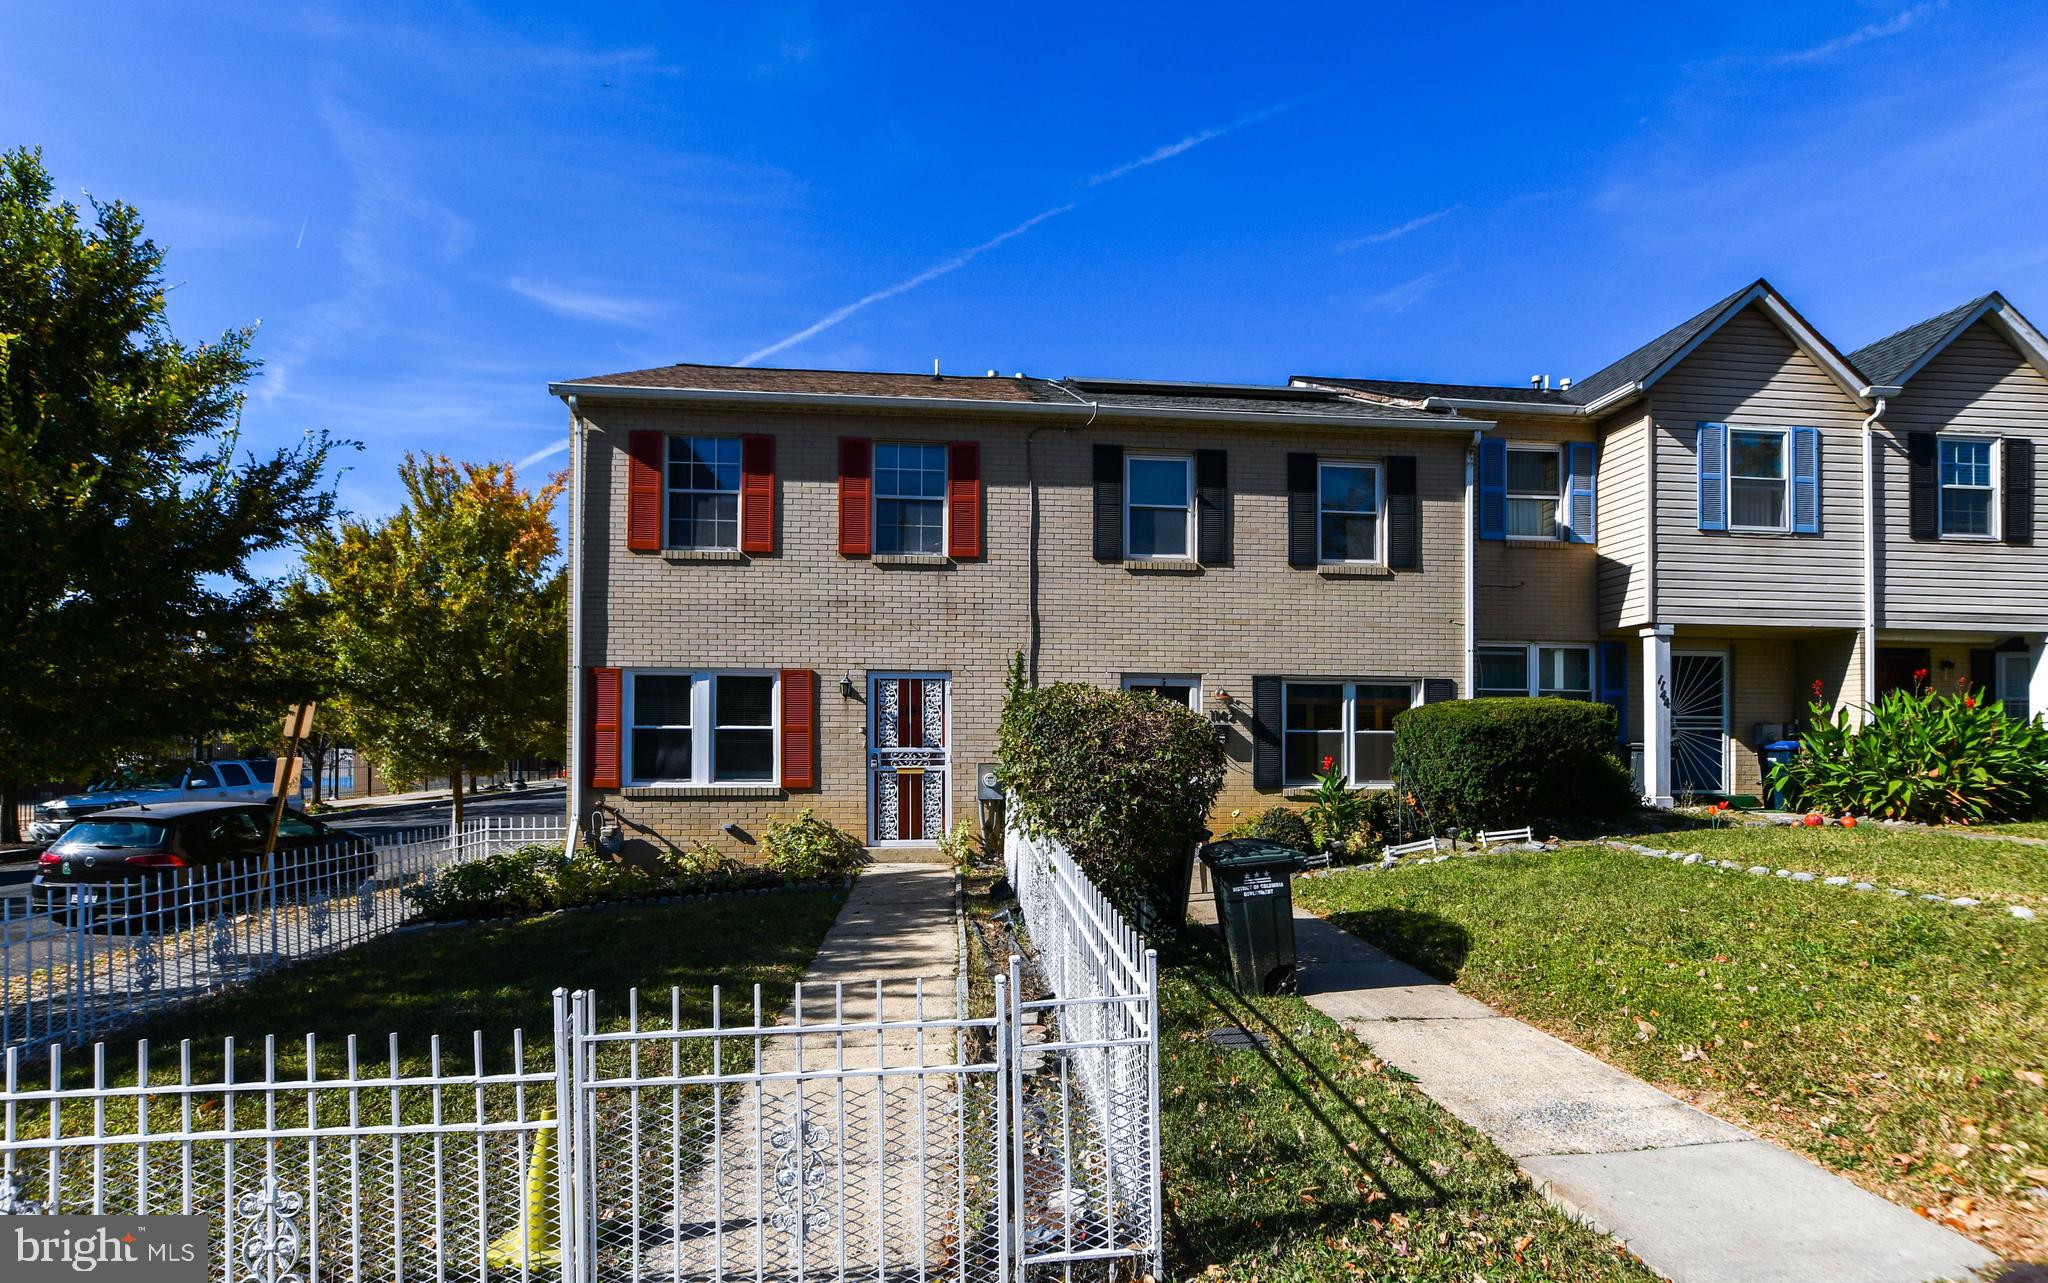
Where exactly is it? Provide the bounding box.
[1393,698,1634,832]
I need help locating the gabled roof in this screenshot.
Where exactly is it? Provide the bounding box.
[1848,293,2048,388]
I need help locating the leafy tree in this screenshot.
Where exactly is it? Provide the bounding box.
[302,455,565,828]
[0,146,339,840]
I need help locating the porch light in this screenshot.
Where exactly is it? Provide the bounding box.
[838,673,858,700]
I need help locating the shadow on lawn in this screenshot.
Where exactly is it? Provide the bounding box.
[1316,908,1471,983]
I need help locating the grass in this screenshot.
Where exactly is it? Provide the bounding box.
[1159,935,1660,1281]
[1295,847,2048,1262]
[1974,820,2048,840]
[1623,820,2048,908]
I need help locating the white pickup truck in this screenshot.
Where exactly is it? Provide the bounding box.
[27,760,281,843]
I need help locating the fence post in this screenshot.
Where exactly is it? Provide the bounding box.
[1144,946,1163,1279]
[551,987,578,1283]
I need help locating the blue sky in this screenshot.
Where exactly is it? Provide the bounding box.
[7,2,2048,557]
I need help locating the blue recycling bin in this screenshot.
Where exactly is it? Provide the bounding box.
[1761,740,1802,809]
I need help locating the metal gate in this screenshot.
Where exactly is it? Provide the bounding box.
[1671,651,1728,795]
[869,675,951,844]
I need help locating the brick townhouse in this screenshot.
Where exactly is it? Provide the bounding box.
[550,280,2048,860]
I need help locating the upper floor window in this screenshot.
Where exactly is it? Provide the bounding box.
[626,670,776,786]
[1317,462,1381,563]
[1125,455,1193,559]
[1476,645,1592,699]
[1505,447,1561,539]
[1728,428,1789,532]
[1938,436,1997,538]
[666,436,741,550]
[874,443,947,554]
[1282,680,1417,787]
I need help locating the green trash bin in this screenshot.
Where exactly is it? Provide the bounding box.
[1199,838,1309,995]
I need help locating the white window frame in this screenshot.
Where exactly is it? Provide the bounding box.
[872,441,950,556]
[663,435,743,552]
[1281,679,1421,789]
[1725,426,1791,534]
[624,668,780,787]
[1936,434,2000,541]
[1120,673,1202,711]
[1996,651,2032,722]
[1315,460,1384,565]
[1504,445,1564,542]
[1475,643,1594,698]
[1124,453,1195,561]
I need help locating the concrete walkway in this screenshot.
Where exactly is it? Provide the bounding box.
[1291,911,2000,1283]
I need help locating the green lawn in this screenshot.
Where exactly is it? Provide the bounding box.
[1974,820,2048,840]
[1624,821,2048,908]
[1160,938,1659,1281]
[1295,848,2048,1263]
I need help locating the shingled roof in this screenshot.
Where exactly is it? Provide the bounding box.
[559,361,1069,402]
[1293,376,1574,407]
[1848,295,1997,387]
[1563,282,1761,405]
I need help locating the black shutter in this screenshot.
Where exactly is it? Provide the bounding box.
[1970,649,1997,698]
[1387,455,1420,569]
[1908,432,1937,540]
[1092,444,1124,561]
[2005,437,2035,545]
[1251,677,1283,790]
[1423,677,1457,704]
[1195,448,1230,565]
[1286,453,1317,568]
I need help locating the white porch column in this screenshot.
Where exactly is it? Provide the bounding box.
[1641,625,1675,807]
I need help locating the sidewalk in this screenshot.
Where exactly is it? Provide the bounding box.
[1289,911,2000,1283]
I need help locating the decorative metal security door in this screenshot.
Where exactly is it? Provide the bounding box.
[1671,651,1728,796]
[868,674,949,843]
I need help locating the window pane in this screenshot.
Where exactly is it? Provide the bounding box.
[1285,731,1343,783]
[1730,431,1784,479]
[1939,440,1991,486]
[1285,684,1344,731]
[875,497,943,554]
[1128,458,1190,508]
[715,728,774,780]
[632,728,692,780]
[1537,647,1591,697]
[1505,496,1558,537]
[716,675,774,729]
[1129,507,1187,558]
[1354,686,1413,731]
[1352,732,1394,783]
[1320,513,1377,561]
[1506,449,1558,494]
[1730,478,1785,528]
[634,675,693,727]
[1477,649,1528,696]
[1319,465,1376,514]
[1942,489,1990,536]
[1128,682,1196,709]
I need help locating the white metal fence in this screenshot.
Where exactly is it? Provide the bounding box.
[2,816,566,1056]
[0,824,1162,1282]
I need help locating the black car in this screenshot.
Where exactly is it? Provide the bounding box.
[31,801,375,923]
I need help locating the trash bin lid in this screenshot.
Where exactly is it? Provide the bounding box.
[1198,838,1306,870]
[1763,740,1801,751]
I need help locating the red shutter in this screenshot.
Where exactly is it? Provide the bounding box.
[625,432,664,551]
[779,669,816,789]
[947,441,982,559]
[838,438,872,556]
[740,434,775,554]
[588,667,623,789]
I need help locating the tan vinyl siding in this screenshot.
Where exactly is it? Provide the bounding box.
[1476,417,1598,642]
[1792,630,1866,720]
[1648,305,1866,628]
[1595,413,1651,630]
[1877,320,2048,631]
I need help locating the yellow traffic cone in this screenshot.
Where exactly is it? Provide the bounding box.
[487,1110,562,1272]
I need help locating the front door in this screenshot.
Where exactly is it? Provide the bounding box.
[1670,651,1728,796]
[869,674,949,843]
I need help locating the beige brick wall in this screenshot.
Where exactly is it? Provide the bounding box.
[573,400,1475,859]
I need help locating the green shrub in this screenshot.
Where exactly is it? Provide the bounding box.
[406,841,779,920]
[936,818,981,874]
[998,681,1227,918]
[1225,805,1313,851]
[1772,686,2048,823]
[761,809,869,880]
[1393,698,1634,832]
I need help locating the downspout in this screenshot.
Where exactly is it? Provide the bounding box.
[1860,397,1887,722]
[1463,429,1480,697]
[562,394,584,856]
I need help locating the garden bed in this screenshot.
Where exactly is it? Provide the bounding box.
[1294,843,2048,1262]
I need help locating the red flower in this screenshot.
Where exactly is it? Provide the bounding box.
[1321,755,1335,772]
[1964,696,1977,709]
[1913,667,1929,684]
[1811,678,1825,701]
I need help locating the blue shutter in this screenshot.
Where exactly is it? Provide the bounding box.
[1696,423,1727,531]
[1477,438,1507,540]
[1791,426,1820,534]
[1567,442,1598,543]
[1598,642,1628,741]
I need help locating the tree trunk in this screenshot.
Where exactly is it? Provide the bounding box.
[1,781,19,845]
[450,759,465,835]
[307,741,324,806]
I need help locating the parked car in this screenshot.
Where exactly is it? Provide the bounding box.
[27,760,280,843]
[30,801,373,924]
